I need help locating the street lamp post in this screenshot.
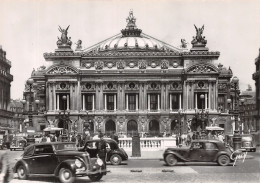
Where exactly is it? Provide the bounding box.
[240,98,245,134]
[196,94,209,139]
[58,95,70,139]
[21,78,40,127]
[227,76,242,151]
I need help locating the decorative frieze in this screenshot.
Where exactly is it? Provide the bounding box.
[125,82,139,90]
[148,82,161,90]
[169,81,182,90]
[103,82,117,91]
[81,82,96,91]
[47,65,78,74]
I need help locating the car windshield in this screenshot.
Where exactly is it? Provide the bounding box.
[53,143,78,151]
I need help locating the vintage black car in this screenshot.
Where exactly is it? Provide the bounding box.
[163,139,234,166]
[13,142,107,183]
[10,137,27,151]
[80,139,128,165]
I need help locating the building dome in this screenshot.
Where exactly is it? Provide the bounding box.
[84,10,180,53]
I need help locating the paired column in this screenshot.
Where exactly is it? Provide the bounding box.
[126,94,128,110]
[179,93,182,110]
[136,94,138,110]
[104,94,107,111]
[114,94,117,111]
[82,95,85,110]
[148,94,150,111]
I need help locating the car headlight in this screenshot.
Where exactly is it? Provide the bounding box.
[75,159,83,168]
[96,158,103,166]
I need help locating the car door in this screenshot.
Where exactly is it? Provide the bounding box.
[30,145,58,174]
[188,142,206,161]
[204,142,219,161]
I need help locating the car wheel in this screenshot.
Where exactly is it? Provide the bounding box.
[217,155,230,166]
[165,154,178,166]
[17,165,28,180]
[110,154,122,165]
[10,148,12,151]
[89,173,103,181]
[59,168,75,183]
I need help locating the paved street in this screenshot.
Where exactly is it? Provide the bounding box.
[3,148,260,183]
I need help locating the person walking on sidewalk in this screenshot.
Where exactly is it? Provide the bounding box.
[0,151,12,183]
[97,132,107,168]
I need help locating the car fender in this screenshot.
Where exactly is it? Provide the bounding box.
[214,151,231,161]
[54,159,76,176]
[13,159,29,173]
[164,151,188,162]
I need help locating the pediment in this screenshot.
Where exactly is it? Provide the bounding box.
[46,64,78,75]
[186,64,219,74]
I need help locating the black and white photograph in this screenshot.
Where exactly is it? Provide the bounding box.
[0,0,260,183]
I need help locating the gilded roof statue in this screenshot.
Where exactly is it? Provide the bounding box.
[191,24,208,51]
[56,25,72,49]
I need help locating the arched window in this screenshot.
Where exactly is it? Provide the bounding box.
[149,120,160,136]
[127,120,138,137]
[105,120,116,136]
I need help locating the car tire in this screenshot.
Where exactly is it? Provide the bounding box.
[10,148,12,151]
[217,155,230,166]
[58,168,75,183]
[88,173,103,181]
[110,154,122,165]
[165,154,178,166]
[17,165,28,180]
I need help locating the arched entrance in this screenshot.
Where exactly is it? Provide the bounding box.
[105,120,116,136]
[149,120,160,136]
[171,119,179,135]
[127,120,138,137]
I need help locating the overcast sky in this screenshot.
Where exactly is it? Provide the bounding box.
[1,0,260,100]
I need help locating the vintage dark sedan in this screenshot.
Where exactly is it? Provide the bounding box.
[163,139,234,166]
[13,142,107,183]
[79,139,128,165]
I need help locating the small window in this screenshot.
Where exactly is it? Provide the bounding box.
[205,142,218,150]
[192,142,204,149]
[34,145,53,154]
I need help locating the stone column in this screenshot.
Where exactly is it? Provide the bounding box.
[205,93,208,109]
[104,93,107,111]
[92,94,95,111]
[53,83,56,111]
[126,94,128,110]
[179,93,182,109]
[183,81,187,110]
[170,93,172,111]
[136,94,138,110]
[57,94,60,110]
[215,81,218,111]
[77,81,81,111]
[114,94,117,111]
[195,93,198,109]
[158,94,160,111]
[148,94,150,111]
[83,94,85,110]
[208,82,211,110]
[67,94,69,110]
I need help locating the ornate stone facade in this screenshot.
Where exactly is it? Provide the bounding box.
[0,46,14,133]
[26,11,235,136]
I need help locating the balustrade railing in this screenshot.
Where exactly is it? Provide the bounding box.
[118,137,176,150]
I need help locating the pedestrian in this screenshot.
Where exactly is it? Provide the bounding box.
[111,131,119,143]
[71,135,76,142]
[97,132,107,169]
[218,132,225,143]
[41,135,47,142]
[0,151,12,183]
